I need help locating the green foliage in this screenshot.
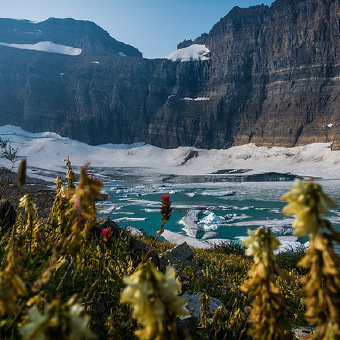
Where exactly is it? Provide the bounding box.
[275,247,307,273]
[0,158,339,340]
[212,241,246,255]
[0,137,17,198]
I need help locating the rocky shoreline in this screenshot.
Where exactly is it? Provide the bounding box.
[2,175,56,218]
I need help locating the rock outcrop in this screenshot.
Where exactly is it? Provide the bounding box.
[0,0,339,149]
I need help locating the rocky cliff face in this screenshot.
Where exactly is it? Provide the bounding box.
[0,0,339,149]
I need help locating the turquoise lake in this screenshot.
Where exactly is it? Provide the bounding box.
[95,169,340,251]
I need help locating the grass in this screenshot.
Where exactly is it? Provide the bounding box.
[1,160,339,339]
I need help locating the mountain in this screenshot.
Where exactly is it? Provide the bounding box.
[0,18,142,57]
[0,0,339,149]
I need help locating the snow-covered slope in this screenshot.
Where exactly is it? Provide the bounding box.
[165,44,209,61]
[0,125,339,181]
[0,41,82,55]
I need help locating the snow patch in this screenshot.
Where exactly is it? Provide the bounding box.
[183,97,210,101]
[165,44,210,62]
[0,41,82,56]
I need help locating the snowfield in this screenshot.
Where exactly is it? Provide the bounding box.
[0,125,339,181]
[0,41,82,56]
[1,124,340,251]
[165,44,210,62]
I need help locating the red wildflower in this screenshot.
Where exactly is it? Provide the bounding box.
[161,194,172,223]
[101,228,113,247]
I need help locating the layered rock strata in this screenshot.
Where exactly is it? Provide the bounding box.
[0,0,339,149]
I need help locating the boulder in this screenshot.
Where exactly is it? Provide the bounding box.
[159,241,196,270]
[178,292,226,328]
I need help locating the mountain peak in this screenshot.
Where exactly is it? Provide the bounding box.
[0,17,142,57]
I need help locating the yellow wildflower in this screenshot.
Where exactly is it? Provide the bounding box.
[64,155,76,189]
[241,227,292,339]
[121,262,189,340]
[281,180,337,237]
[67,164,102,231]
[0,269,27,316]
[19,193,36,220]
[20,296,97,340]
[242,227,280,267]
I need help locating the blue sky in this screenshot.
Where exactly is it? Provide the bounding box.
[0,0,275,59]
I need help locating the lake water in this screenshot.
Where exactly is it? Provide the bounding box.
[95,168,340,251]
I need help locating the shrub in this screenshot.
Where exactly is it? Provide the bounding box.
[212,241,246,255]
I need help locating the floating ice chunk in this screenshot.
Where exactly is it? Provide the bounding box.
[274,240,304,254]
[225,213,238,219]
[270,226,294,235]
[198,212,225,225]
[100,205,116,214]
[277,236,299,242]
[117,51,127,57]
[206,239,232,246]
[230,218,294,227]
[235,236,247,243]
[114,217,147,222]
[201,231,219,239]
[239,206,254,210]
[198,212,225,230]
[224,213,251,222]
[200,190,236,197]
[203,224,219,231]
[182,210,201,238]
[162,229,212,249]
[236,235,304,254]
[143,208,159,213]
